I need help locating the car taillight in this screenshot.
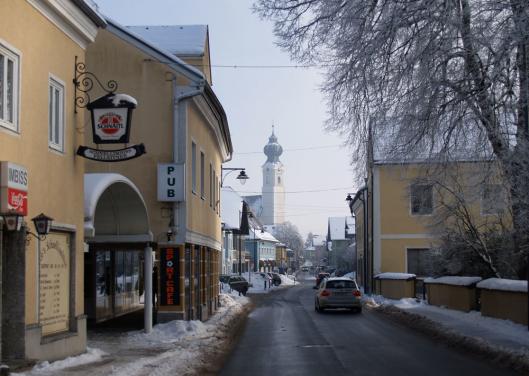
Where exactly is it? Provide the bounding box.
[320,290,330,297]
[353,290,362,297]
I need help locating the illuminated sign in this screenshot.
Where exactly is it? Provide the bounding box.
[160,248,180,306]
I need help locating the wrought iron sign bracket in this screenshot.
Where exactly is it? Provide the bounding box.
[73,55,119,113]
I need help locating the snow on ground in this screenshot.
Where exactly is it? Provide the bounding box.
[365,295,529,355]
[246,272,298,294]
[14,294,249,376]
[374,272,416,280]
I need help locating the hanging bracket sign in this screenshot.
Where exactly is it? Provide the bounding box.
[76,91,146,162]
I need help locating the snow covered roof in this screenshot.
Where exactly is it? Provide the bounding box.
[221,187,243,230]
[249,228,279,243]
[424,276,482,287]
[375,272,416,280]
[477,278,528,293]
[126,25,208,56]
[105,18,205,82]
[327,217,347,240]
[73,0,107,27]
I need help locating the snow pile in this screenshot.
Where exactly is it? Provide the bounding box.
[342,272,357,280]
[374,272,416,280]
[110,93,138,106]
[279,274,298,285]
[15,293,249,376]
[28,348,107,373]
[477,278,528,293]
[368,294,529,361]
[424,276,482,286]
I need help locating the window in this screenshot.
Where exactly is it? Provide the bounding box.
[410,184,433,215]
[0,43,19,131]
[200,151,205,198]
[191,142,197,193]
[481,184,505,215]
[213,169,216,209]
[209,163,213,207]
[407,248,435,277]
[48,77,64,151]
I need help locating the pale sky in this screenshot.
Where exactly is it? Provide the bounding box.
[95,0,357,239]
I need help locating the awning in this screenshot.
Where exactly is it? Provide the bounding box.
[84,173,152,243]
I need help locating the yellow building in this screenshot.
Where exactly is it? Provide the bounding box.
[83,19,231,323]
[0,0,105,363]
[349,160,506,292]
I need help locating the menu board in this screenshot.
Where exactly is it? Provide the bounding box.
[39,232,70,335]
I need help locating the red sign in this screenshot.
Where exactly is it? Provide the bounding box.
[97,112,124,135]
[1,162,28,216]
[160,248,180,306]
[7,187,27,215]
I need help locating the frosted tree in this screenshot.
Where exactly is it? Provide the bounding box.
[255,0,529,277]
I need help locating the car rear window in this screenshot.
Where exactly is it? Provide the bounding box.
[326,280,358,289]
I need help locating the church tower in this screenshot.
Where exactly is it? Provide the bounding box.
[261,128,285,225]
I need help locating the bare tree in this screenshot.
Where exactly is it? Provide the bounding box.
[271,221,304,253]
[254,0,529,277]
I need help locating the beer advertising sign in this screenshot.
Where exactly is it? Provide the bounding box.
[160,248,180,306]
[0,162,28,215]
[93,107,129,143]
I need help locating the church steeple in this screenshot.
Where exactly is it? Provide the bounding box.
[264,126,283,163]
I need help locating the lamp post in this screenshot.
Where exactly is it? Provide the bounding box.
[221,167,249,187]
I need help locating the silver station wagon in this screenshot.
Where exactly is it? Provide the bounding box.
[315,277,362,313]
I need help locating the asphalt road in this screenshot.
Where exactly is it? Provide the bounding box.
[220,273,516,376]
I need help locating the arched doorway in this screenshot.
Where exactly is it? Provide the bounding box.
[83,173,153,325]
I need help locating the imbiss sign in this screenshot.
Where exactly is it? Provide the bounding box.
[0,162,28,215]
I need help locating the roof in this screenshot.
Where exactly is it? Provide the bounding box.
[105,18,205,82]
[126,25,208,56]
[73,0,107,27]
[221,187,243,230]
[249,228,279,243]
[327,217,347,241]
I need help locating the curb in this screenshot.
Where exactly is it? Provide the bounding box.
[370,303,529,374]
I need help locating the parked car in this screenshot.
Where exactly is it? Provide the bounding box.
[220,275,250,295]
[315,272,330,287]
[315,277,362,313]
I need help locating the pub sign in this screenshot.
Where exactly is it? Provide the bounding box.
[160,248,180,306]
[87,93,136,144]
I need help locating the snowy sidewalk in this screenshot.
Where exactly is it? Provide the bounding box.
[14,293,250,376]
[366,295,529,370]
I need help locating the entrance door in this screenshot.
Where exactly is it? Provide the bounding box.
[194,245,201,319]
[185,245,192,320]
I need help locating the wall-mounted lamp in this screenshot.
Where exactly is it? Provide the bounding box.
[0,211,23,232]
[28,213,53,241]
[221,167,249,187]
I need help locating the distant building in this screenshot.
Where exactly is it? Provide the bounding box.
[326,217,356,273]
[245,129,285,226]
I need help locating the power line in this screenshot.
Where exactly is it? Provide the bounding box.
[235,144,342,155]
[237,186,354,194]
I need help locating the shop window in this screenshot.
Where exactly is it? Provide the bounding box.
[0,43,19,132]
[410,183,433,215]
[191,142,197,193]
[48,76,64,151]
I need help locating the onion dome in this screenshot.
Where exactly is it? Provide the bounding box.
[264,130,283,163]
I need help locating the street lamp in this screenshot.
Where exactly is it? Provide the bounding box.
[221,167,249,187]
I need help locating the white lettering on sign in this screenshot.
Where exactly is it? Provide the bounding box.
[158,163,185,202]
[1,162,28,191]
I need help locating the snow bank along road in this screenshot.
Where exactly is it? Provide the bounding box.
[220,272,518,376]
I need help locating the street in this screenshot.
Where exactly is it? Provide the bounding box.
[220,273,516,376]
